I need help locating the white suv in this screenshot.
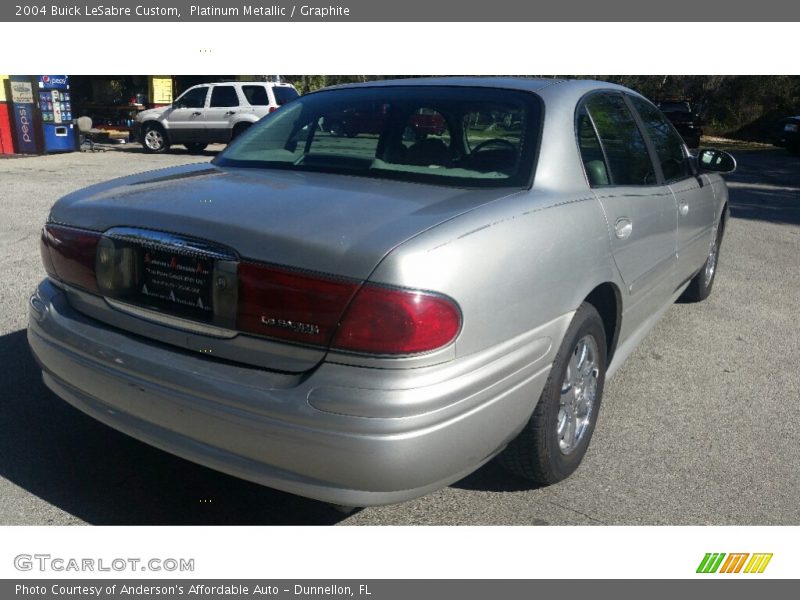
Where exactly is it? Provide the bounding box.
[135,81,299,154]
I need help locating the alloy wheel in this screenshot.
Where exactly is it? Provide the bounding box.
[144,129,165,151]
[557,335,600,454]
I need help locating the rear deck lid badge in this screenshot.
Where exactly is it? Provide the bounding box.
[261,316,320,336]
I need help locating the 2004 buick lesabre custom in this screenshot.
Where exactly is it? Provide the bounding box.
[28,78,736,506]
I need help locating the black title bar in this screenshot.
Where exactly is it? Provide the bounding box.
[3,580,799,600]
[4,1,799,21]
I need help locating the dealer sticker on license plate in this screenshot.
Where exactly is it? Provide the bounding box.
[139,248,214,319]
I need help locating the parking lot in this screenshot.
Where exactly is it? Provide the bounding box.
[0,143,798,525]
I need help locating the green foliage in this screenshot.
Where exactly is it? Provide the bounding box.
[596,75,800,139]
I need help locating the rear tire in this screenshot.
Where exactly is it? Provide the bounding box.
[231,122,251,141]
[681,221,722,302]
[498,302,607,485]
[184,143,207,155]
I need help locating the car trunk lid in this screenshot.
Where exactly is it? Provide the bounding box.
[48,163,517,372]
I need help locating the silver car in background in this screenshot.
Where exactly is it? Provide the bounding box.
[28,78,736,507]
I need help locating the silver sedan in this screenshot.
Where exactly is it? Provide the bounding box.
[28,78,735,506]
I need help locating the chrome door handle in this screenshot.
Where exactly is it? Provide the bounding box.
[614,217,633,240]
[224,110,237,116]
[192,111,202,116]
[679,202,689,216]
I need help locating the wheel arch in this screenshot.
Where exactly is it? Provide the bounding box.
[720,201,729,234]
[233,117,258,128]
[582,282,622,365]
[142,119,168,136]
[231,120,254,138]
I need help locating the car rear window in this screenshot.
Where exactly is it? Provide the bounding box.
[214,86,541,188]
[273,86,299,105]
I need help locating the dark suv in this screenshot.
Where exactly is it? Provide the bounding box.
[775,115,800,155]
[656,100,703,148]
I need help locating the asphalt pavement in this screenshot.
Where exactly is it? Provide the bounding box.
[0,142,797,525]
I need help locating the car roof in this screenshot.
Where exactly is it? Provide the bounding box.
[192,81,294,87]
[324,76,561,91]
[324,76,632,94]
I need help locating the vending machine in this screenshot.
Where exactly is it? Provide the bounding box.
[0,75,16,154]
[7,75,77,154]
[35,75,77,153]
[7,75,41,154]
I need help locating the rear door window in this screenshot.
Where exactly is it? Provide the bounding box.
[629,95,691,182]
[583,93,657,186]
[210,86,240,108]
[576,107,610,186]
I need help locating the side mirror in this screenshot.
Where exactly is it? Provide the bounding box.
[696,148,736,173]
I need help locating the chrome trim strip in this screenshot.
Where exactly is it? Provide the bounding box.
[103,227,238,261]
[104,298,239,339]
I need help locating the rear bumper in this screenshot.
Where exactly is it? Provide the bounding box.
[28,280,564,506]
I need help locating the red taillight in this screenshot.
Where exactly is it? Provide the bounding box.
[41,224,100,292]
[39,224,461,357]
[333,285,461,355]
[39,228,57,279]
[238,262,460,355]
[237,262,359,346]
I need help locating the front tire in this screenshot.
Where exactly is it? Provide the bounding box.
[141,123,169,154]
[498,303,607,485]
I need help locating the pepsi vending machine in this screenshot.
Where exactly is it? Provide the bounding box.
[7,75,41,154]
[7,75,77,154]
[35,75,76,153]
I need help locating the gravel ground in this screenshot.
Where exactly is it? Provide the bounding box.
[0,144,798,525]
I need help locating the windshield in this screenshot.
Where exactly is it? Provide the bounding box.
[214,86,542,188]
